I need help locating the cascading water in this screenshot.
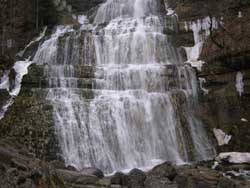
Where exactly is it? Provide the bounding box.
[32,0,215,173]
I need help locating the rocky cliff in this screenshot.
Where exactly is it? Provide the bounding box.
[173,0,250,154]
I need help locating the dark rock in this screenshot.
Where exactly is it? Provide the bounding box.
[110,172,129,186]
[66,165,78,171]
[148,162,177,181]
[174,175,196,188]
[8,68,16,92]
[80,167,104,178]
[0,163,7,174]
[219,164,250,172]
[11,158,28,171]
[175,164,222,188]
[17,175,27,185]
[56,169,99,184]
[217,178,236,188]
[49,160,66,169]
[30,168,43,182]
[0,89,10,107]
[145,176,178,188]
[127,168,147,188]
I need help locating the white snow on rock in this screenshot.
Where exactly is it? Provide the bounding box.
[238,11,243,18]
[164,2,177,17]
[213,128,232,146]
[241,118,248,122]
[184,17,218,71]
[184,42,205,71]
[217,152,250,164]
[236,71,244,97]
[184,21,189,32]
[212,161,219,169]
[199,78,209,95]
[166,8,176,16]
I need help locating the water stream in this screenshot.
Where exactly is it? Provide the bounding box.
[32,0,215,173]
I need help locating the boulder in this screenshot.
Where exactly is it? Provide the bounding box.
[127,168,147,188]
[56,169,99,184]
[110,171,128,186]
[147,162,177,181]
[80,167,104,178]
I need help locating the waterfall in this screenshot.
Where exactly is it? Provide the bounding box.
[32,0,215,173]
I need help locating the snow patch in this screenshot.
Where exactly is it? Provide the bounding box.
[184,17,218,71]
[236,71,244,97]
[212,161,219,169]
[184,21,189,32]
[166,8,176,16]
[213,128,232,146]
[184,42,205,71]
[241,118,248,122]
[217,152,250,164]
[238,11,243,18]
[199,78,209,95]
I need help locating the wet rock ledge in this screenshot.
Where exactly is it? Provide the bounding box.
[0,139,249,188]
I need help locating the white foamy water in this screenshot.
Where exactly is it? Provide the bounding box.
[10,60,33,96]
[31,0,215,173]
[0,72,10,90]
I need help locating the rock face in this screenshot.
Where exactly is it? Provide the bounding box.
[202,20,250,152]
[170,0,250,155]
[0,0,108,162]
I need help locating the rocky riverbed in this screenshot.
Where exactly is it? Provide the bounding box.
[1,139,250,188]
